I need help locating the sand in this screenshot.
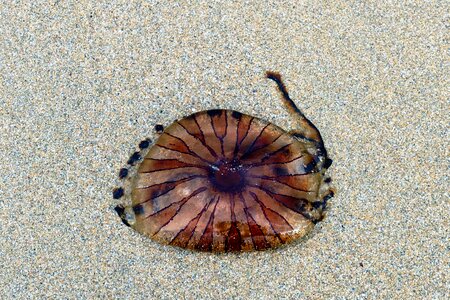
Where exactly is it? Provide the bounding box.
[1,1,448,299]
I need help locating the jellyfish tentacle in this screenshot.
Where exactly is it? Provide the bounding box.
[265,71,324,147]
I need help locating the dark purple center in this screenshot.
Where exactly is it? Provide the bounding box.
[209,159,246,192]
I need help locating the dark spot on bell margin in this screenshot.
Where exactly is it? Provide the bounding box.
[274,166,290,176]
[139,139,151,149]
[207,109,222,117]
[114,205,125,215]
[114,205,131,227]
[312,191,334,209]
[184,114,195,121]
[312,201,323,209]
[127,152,141,165]
[133,204,144,215]
[324,177,332,183]
[231,111,242,120]
[113,187,124,199]
[154,124,164,133]
[323,191,334,202]
[311,214,325,224]
[118,168,128,179]
[303,160,317,173]
[312,191,334,210]
[323,158,333,168]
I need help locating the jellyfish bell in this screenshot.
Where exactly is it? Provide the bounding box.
[114,72,334,252]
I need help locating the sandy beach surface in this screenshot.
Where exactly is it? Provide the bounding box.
[1,1,448,299]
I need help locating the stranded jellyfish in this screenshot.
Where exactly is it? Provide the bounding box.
[113,72,334,252]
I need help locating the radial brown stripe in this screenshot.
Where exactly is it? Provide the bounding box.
[155,143,206,163]
[238,193,270,250]
[133,176,205,210]
[166,122,218,162]
[157,133,190,153]
[241,191,281,247]
[237,117,266,157]
[221,111,239,157]
[276,173,320,191]
[226,222,242,252]
[133,188,196,237]
[169,196,215,248]
[176,119,219,159]
[212,194,232,252]
[246,144,302,167]
[230,194,254,251]
[140,158,207,173]
[239,123,272,158]
[252,187,313,220]
[247,181,316,205]
[146,143,210,166]
[249,191,293,243]
[234,115,254,156]
[225,194,242,251]
[252,131,283,152]
[231,111,242,155]
[149,187,208,236]
[209,110,228,139]
[187,196,219,250]
[259,143,294,163]
[246,155,315,178]
[150,179,207,215]
[209,110,228,156]
[240,131,283,160]
[160,132,214,164]
[196,196,220,251]
[135,174,202,191]
[249,187,312,235]
[194,112,223,157]
[248,176,316,193]
[135,167,208,189]
[178,116,207,144]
